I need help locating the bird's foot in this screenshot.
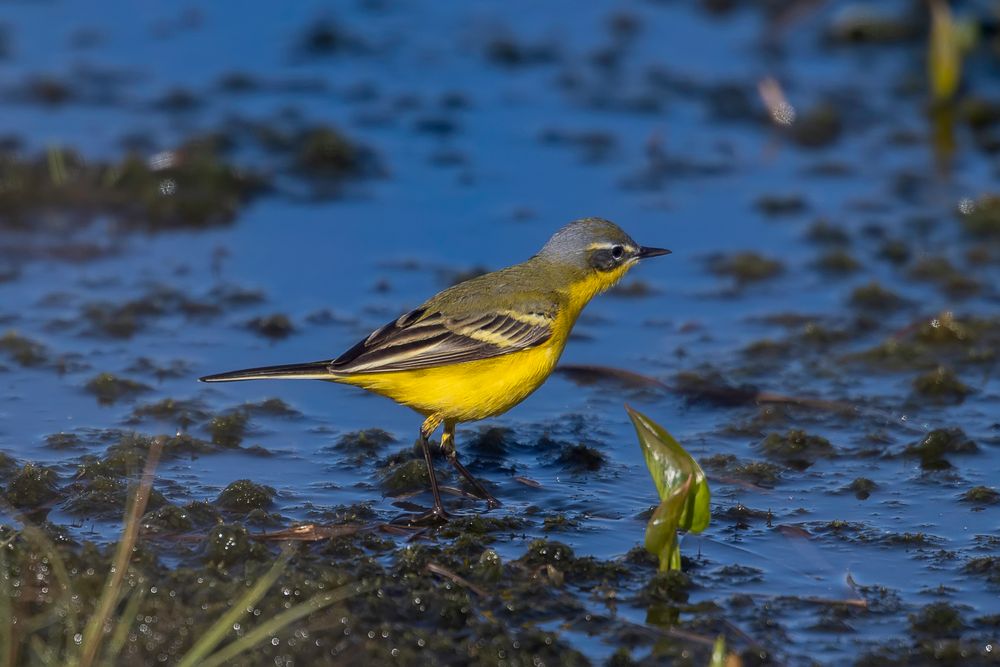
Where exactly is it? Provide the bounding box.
[406,505,451,526]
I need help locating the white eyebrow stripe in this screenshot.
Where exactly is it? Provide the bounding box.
[586,242,636,252]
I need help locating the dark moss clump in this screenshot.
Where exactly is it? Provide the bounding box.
[162,433,218,457]
[847,339,928,371]
[961,486,999,505]
[246,314,295,340]
[154,87,200,112]
[542,514,580,532]
[639,570,691,604]
[623,545,659,569]
[609,279,658,298]
[468,427,514,457]
[45,433,83,450]
[99,433,180,475]
[520,539,575,567]
[516,539,627,585]
[876,532,939,547]
[295,19,365,56]
[799,321,851,347]
[847,477,877,500]
[81,290,189,338]
[848,281,905,311]
[825,7,917,44]
[959,195,1000,237]
[64,476,166,519]
[0,139,268,231]
[437,514,524,540]
[294,126,367,176]
[202,524,268,569]
[84,372,150,405]
[79,285,243,339]
[556,365,666,393]
[554,443,606,472]
[805,218,850,245]
[708,252,784,284]
[18,76,74,105]
[963,556,1000,584]
[913,312,980,346]
[959,97,1000,130]
[731,461,783,487]
[909,602,965,638]
[0,330,48,366]
[672,371,758,407]
[240,397,299,417]
[606,648,638,667]
[908,256,981,297]
[81,300,151,338]
[759,429,835,468]
[903,428,978,470]
[5,463,59,508]
[215,479,275,512]
[877,238,911,265]
[912,366,972,401]
[142,502,220,533]
[63,475,125,517]
[131,398,209,426]
[413,115,459,136]
[485,36,558,66]
[331,428,395,466]
[975,613,1000,628]
[208,411,248,448]
[789,102,843,148]
[813,249,860,274]
[816,519,866,537]
[700,454,781,487]
[335,428,395,455]
[714,564,764,584]
[715,503,770,525]
[754,194,807,217]
[741,338,792,360]
[182,500,224,528]
[0,451,17,478]
[379,456,430,495]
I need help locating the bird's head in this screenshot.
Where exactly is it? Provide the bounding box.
[537,217,670,296]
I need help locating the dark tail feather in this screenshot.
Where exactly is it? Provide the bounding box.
[200,360,334,382]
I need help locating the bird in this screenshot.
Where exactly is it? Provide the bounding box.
[200,217,670,521]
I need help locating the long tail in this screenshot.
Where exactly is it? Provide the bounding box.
[200,360,335,382]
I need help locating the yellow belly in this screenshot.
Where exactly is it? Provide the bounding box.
[333,338,564,423]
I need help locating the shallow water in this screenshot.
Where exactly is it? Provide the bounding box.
[1,1,999,664]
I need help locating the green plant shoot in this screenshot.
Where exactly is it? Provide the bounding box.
[928,0,960,103]
[626,405,710,571]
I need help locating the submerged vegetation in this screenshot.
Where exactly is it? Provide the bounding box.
[0,139,267,231]
[0,439,364,666]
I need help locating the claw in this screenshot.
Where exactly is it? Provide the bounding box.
[405,506,450,526]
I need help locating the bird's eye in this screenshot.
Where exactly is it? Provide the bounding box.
[611,245,624,259]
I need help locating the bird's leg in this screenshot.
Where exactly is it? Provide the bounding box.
[416,414,449,521]
[441,422,502,510]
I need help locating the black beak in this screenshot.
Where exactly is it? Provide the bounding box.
[637,246,671,259]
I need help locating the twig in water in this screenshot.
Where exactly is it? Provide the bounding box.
[425,562,487,598]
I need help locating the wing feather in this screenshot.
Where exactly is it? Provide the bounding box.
[329,307,554,374]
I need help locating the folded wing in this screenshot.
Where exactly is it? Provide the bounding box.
[330,307,554,374]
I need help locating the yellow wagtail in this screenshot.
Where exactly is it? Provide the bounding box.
[201,217,670,520]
